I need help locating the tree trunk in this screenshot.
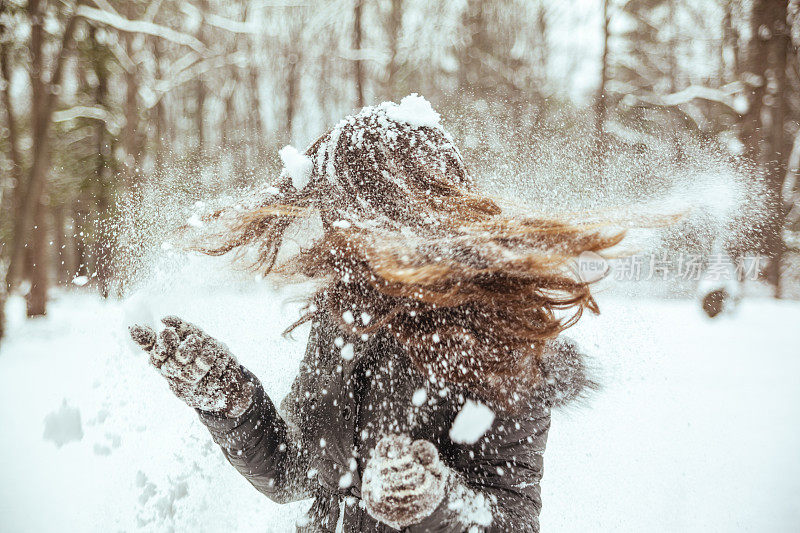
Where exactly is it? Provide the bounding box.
[721,5,740,81]
[195,81,206,151]
[242,2,263,147]
[52,204,70,285]
[248,57,264,141]
[26,198,48,317]
[0,19,22,231]
[353,0,365,108]
[384,0,403,99]
[122,19,139,188]
[91,25,111,297]
[284,18,303,144]
[740,0,789,296]
[0,7,22,338]
[764,3,790,296]
[593,0,610,173]
[151,37,168,173]
[533,3,548,88]
[5,2,78,306]
[195,0,208,152]
[73,199,89,279]
[286,49,298,142]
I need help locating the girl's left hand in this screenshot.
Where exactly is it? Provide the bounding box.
[362,434,450,529]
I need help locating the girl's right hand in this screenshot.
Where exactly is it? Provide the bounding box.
[129,316,255,417]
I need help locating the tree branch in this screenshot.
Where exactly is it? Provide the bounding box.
[76,5,207,54]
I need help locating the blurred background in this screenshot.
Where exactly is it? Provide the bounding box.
[1,2,800,532]
[0,0,798,329]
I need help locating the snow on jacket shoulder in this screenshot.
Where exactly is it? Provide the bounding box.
[198,314,593,532]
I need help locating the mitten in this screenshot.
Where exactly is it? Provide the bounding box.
[129,316,255,417]
[362,434,450,529]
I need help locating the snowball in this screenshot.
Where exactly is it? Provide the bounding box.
[338,472,353,489]
[449,400,495,444]
[360,312,372,325]
[431,333,440,343]
[279,145,313,189]
[341,343,355,361]
[412,388,427,407]
[332,220,352,229]
[384,93,441,129]
[71,275,89,287]
[447,484,494,527]
[342,310,355,324]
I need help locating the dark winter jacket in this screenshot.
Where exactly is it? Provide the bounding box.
[198,313,592,532]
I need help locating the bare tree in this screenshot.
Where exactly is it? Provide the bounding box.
[121,1,141,187]
[594,0,610,170]
[740,0,790,295]
[0,7,22,216]
[195,0,209,152]
[383,0,403,99]
[284,19,303,143]
[6,1,80,316]
[353,0,365,107]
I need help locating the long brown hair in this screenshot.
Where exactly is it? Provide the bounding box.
[204,97,623,406]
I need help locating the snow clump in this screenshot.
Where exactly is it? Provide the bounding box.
[279,145,313,189]
[340,343,355,361]
[447,484,494,529]
[449,400,495,444]
[412,388,428,407]
[382,93,441,129]
[338,472,353,489]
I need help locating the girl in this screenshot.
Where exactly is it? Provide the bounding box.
[130,95,621,532]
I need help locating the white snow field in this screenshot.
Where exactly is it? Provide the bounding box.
[1,288,798,532]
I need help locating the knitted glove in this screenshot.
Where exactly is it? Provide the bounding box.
[129,316,255,417]
[362,435,450,530]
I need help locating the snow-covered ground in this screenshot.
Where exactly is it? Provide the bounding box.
[1,288,798,532]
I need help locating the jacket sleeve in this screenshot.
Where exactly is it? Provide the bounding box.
[408,407,551,533]
[197,368,315,504]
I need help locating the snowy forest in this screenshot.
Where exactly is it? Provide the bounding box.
[0,0,799,531]
[0,0,799,324]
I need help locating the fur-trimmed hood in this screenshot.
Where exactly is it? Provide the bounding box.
[531,336,597,408]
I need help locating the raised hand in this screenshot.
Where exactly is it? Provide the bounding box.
[129,316,255,417]
[361,434,450,529]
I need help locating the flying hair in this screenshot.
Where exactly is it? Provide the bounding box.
[201,95,624,407]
